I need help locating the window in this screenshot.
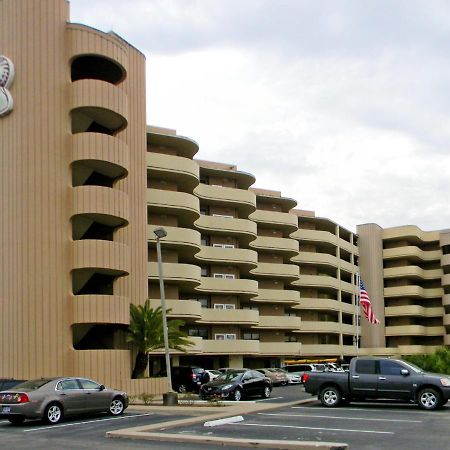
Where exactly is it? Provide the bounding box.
[194,297,209,308]
[214,304,236,310]
[78,379,101,390]
[355,359,376,374]
[200,207,209,216]
[201,236,210,246]
[212,243,235,248]
[57,379,80,390]
[284,334,298,342]
[243,331,260,340]
[188,327,209,339]
[379,360,404,376]
[213,273,235,279]
[212,214,233,219]
[215,333,236,340]
[201,266,210,277]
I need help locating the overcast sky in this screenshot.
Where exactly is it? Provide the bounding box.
[70,0,450,232]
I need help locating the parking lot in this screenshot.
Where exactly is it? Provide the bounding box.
[166,400,450,449]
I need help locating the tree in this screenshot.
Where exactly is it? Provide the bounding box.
[403,346,450,375]
[126,300,193,379]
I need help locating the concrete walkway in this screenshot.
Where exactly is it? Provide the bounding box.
[106,398,348,449]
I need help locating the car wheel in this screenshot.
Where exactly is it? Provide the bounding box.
[44,403,63,424]
[418,388,442,410]
[8,416,25,425]
[177,384,187,394]
[108,397,125,416]
[262,386,271,399]
[319,386,341,407]
[281,381,288,386]
[233,389,242,402]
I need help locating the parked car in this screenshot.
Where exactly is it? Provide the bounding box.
[275,369,301,384]
[203,369,221,382]
[256,368,288,386]
[170,366,206,393]
[0,377,128,425]
[200,369,272,401]
[282,363,325,383]
[304,357,450,410]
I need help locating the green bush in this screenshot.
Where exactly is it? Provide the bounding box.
[402,346,450,374]
[139,392,155,405]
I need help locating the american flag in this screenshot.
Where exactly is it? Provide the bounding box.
[359,279,380,324]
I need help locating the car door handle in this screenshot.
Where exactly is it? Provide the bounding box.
[378,377,386,380]
[352,375,359,379]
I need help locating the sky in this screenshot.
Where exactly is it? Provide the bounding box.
[70,0,450,232]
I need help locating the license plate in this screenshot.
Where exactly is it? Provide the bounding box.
[2,406,11,413]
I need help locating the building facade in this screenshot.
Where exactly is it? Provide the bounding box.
[1,0,448,388]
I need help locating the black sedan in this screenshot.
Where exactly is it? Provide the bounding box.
[200,369,272,401]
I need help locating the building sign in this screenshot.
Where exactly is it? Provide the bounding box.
[0,55,15,117]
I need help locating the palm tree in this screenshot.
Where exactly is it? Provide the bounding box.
[126,300,193,379]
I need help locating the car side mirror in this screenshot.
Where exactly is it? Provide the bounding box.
[99,384,106,391]
[401,369,409,376]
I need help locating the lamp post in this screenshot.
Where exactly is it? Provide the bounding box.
[153,227,177,404]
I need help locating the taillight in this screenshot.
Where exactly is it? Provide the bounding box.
[18,393,30,403]
[302,374,309,384]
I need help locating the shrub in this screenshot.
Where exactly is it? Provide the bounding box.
[402,346,450,374]
[139,392,155,405]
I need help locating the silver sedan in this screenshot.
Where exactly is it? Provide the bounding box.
[0,377,128,425]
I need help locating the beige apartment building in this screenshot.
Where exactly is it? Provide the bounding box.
[1,0,448,389]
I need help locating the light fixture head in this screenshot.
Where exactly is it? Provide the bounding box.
[154,227,167,239]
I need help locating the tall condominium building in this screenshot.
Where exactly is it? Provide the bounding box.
[357,224,450,355]
[2,0,448,390]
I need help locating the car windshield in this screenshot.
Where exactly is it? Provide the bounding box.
[12,379,52,390]
[216,371,244,382]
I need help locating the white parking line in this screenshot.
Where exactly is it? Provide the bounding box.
[23,413,155,433]
[291,406,423,414]
[255,396,284,402]
[235,422,394,435]
[258,412,422,423]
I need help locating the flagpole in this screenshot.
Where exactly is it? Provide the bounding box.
[355,272,360,356]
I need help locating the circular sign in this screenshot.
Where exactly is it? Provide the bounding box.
[0,55,15,117]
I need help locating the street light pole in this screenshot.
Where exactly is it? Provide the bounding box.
[153,227,174,395]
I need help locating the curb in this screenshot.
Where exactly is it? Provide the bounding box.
[106,398,348,449]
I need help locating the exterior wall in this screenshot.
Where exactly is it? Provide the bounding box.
[0,0,147,386]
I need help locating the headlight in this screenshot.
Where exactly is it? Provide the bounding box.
[222,384,233,391]
[440,378,450,386]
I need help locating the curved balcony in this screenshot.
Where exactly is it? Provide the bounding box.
[251,262,299,281]
[72,186,129,226]
[338,238,357,254]
[443,274,450,288]
[445,335,450,346]
[253,288,300,305]
[385,325,445,336]
[72,240,130,274]
[70,80,128,134]
[196,277,258,299]
[385,305,444,317]
[199,165,255,190]
[71,133,129,179]
[293,275,340,291]
[148,226,200,260]
[195,246,258,271]
[148,262,201,289]
[442,253,450,269]
[301,344,349,356]
[443,294,450,307]
[71,294,129,325]
[296,297,354,314]
[67,24,128,77]
[194,184,256,217]
[250,210,298,234]
[340,280,357,295]
[200,308,259,326]
[384,266,442,280]
[149,299,202,321]
[147,189,200,227]
[253,192,297,212]
[293,252,339,268]
[297,321,341,333]
[194,215,257,247]
[383,226,440,244]
[147,129,199,159]
[250,236,299,259]
[201,339,260,355]
[384,286,443,299]
[383,246,441,262]
[256,315,301,330]
[260,342,302,356]
[291,229,337,246]
[147,152,199,193]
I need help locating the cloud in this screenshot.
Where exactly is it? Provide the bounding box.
[70,0,450,232]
